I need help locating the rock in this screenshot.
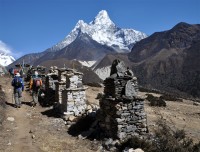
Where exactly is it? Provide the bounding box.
[123,148,144,152]
[125,80,137,97]
[133,148,144,152]
[32,135,35,139]
[68,115,76,122]
[104,138,113,146]
[7,117,15,122]
[7,140,11,146]
[29,129,33,133]
[87,105,92,110]
[193,102,200,106]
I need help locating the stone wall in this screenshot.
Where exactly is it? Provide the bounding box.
[98,59,147,141]
[51,68,88,124]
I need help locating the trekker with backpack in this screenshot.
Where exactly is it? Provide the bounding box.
[29,71,42,107]
[11,72,24,108]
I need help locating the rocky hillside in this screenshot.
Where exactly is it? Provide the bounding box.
[129,22,200,97]
[39,58,103,86]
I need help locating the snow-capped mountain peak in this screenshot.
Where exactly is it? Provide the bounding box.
[75,20,87,29]
[48,10,147,53]
[0,52,15,66]
[91,10,115,27]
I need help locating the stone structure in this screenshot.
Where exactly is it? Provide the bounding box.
[98,59,147,141]
[54,68,87,121]
[45,72,58,104]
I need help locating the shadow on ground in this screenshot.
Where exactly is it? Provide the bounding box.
[68,114,105,140]
[41,108,60,118]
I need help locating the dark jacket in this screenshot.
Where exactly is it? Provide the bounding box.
[11,76,24,91]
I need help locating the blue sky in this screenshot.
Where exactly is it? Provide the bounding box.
[0,0,199,58]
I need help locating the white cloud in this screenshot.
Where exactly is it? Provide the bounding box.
[0,40,12,54]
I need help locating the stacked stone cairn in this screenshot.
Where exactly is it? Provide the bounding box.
[54,68,89,126]
[44,67,59,105]
[98,59,147,142]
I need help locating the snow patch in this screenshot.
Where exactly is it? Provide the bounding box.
[0,53,15,66]
[94,66,111,80]
[78,60,96,67]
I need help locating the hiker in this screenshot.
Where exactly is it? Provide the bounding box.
[29,71,42,106]
[11,72,24,108]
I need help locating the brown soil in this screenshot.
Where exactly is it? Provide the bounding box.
[0,76,200,152]
[0,76,100,152]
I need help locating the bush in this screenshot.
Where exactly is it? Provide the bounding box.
[160,94,183,102]
[151,119,200,152]
[146,94,166,107]
[119,119,200,152]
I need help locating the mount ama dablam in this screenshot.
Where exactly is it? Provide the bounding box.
[10,10,147,68]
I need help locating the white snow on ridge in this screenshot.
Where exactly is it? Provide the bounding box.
[78,60,96,67]
[0,53,15,66]
[49,10,147,52]
[94,66,111,80]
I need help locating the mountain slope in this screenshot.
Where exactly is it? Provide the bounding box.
[8,52,45,68]
[93,53,131,80]
[0,52,15,67]
[129,22,200,97]
[39,58,103,86]
[53,33,117,61]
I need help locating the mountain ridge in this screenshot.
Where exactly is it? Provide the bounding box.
[45,10,147,53]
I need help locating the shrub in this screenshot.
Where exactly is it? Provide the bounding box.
[160,94,183,102]
[119,119,200,152]
[151,119,199,152]
[146,94,166,107]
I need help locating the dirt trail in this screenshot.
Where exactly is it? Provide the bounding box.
[1,76,40,151]
[0,76,99,152]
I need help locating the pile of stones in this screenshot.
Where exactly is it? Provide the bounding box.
[53,68,89,125]
[98,59,147,142]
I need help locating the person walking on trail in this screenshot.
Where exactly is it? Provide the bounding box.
[29,71,42,107]
[11,72,24,108]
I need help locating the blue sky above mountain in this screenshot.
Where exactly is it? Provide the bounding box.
[0,0,199,59]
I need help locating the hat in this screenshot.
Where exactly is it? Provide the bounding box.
[15,72,20,77]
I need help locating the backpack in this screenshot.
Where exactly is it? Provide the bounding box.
[33,78,41,88]
[14,77,22,87]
